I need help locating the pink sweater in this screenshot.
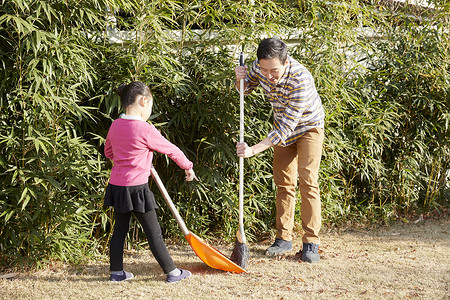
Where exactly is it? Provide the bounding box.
[105,116,193,186]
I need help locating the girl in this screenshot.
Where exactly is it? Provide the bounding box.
[104,81,197,283]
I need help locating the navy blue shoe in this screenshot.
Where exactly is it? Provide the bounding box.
[110,270,134,282]
[302,243,320,263]
[166,269,191,283]
[265,239,293,255]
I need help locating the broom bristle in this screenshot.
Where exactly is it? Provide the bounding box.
[230,239,249,268]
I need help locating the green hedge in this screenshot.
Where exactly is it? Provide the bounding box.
[0,0,448,268]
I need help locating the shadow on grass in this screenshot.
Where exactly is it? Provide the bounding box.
[15,260,222,284]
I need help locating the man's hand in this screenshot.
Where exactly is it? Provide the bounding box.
[234,65,248,81]
[236,142,254,158]
[237,137,274,158]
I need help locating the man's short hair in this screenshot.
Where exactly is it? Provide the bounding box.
[257,38,288,63]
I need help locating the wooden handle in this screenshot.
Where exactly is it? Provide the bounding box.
[238,52,246,244]
[151,166,189,236]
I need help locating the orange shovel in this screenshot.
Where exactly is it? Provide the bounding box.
[150,166,247,273]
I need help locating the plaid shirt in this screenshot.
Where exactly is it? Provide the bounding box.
[245,56,325,146]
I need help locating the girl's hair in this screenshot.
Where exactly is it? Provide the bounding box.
[256,38,288,63]
[117,81,152,108]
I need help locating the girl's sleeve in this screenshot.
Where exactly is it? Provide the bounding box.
[146,124,193,170]
[104,134,114,160]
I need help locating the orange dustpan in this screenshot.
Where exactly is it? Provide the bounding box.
[151,166,247,274]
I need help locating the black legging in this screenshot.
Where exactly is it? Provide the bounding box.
[110,209,176,274]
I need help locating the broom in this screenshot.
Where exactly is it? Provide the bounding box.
[230,51,249,268]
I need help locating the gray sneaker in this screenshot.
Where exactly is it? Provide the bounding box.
[302,243,319,263]
[166,269,191,283]
[265,239,292,255]
[109,270,134,282]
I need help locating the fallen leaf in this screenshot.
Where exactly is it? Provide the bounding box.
[413,215,424,224]
[0,273,19,280]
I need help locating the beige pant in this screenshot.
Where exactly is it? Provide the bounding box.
[273,128,324,244]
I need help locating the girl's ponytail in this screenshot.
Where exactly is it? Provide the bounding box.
[116,82,151,108]
[117,84,127,97]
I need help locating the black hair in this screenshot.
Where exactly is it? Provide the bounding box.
[256,38,288,63]
[116,81,152,108]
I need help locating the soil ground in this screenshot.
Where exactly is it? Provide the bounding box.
[0,217,448,299]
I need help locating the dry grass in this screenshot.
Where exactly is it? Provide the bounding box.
[1,218,449,300]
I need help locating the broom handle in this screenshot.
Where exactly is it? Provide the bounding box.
[151,166,190,236]
[239,52,246,244]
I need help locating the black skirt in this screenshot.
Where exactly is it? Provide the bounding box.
[104,183,158,213]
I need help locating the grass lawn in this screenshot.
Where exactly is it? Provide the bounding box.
[1,217,448,299]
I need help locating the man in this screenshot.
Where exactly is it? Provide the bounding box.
[235,38,325,263]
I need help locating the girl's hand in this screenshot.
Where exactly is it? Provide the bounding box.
[185,169,198,181]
